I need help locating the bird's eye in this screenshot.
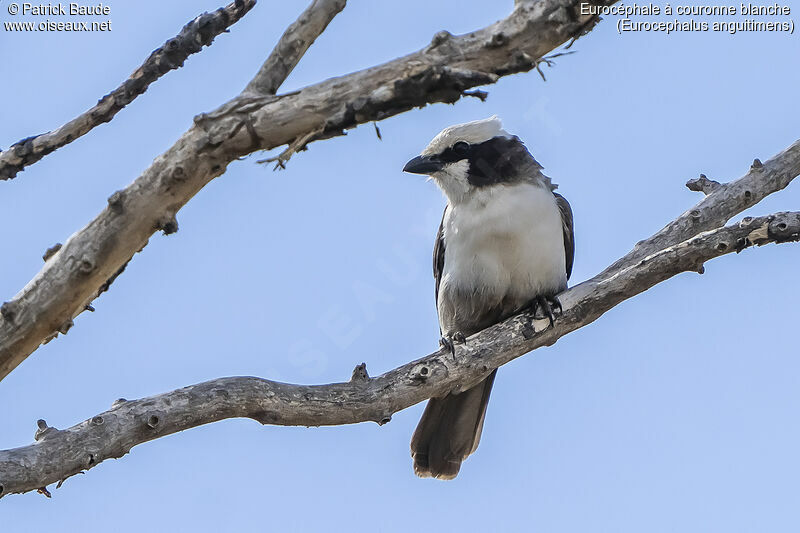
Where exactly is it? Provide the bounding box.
[452,141,470,155]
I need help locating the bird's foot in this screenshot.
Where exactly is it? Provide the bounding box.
[439,332,467,358]
[529,294,562,328]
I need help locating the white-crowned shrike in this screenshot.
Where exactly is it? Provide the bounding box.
[403,116,574,479]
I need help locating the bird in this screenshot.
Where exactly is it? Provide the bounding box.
[402,116,574,479]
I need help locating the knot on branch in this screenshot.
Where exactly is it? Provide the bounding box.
[350,363,370,383]
[145,413,162,430]
[0,301,18,324]
[686,174,721,195]
[78,256,96,275]
[768,212,800,244]
[34,419,59,441]
[11,136,37,158]
[171,165,187,183]
[111,398,128,409]
[107,190,126,213]
[156,213,179,235]
[409,363,433,382]
[42,243,62,262]
[428,30,453,49]
[486,32,508,48]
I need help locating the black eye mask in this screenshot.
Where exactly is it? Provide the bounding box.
[438,136,530,187]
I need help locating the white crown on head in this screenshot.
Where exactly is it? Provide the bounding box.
[422,116,511,156]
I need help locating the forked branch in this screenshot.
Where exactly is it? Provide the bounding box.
[0,0,618,381]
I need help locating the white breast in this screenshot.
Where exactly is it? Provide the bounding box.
[440,182,567,304]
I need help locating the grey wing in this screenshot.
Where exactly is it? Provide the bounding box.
[433,207,447,304]
[553,193,575,280]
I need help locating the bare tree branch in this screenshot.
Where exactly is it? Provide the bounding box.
[599,143,800,277]
[0,0,256,182]
[0,0,617,381]
[1,0,793,503]
[1,206,797,498]
[245,0,347,95]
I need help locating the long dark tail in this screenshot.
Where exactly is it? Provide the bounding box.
[410,370,497,479]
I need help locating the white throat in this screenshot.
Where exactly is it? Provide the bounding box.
[430,160,471,205]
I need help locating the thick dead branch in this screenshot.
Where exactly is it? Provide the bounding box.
[0,0,256,181]
[0,0,617,381]
[245,0,347,95]
[1,209,797,498]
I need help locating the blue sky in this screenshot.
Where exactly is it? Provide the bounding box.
[1,1,799,531]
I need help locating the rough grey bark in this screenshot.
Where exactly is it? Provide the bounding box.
[1,205,797,498]
[0,0,256,181]
[600,145,800,277]
[0,0,616,381]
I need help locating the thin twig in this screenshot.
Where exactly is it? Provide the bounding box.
[256,126,325,170]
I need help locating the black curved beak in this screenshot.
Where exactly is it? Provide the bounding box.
[403,155,444,175]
